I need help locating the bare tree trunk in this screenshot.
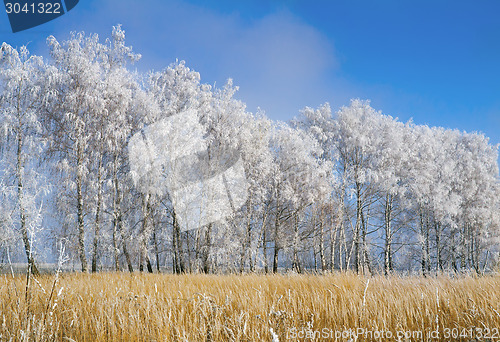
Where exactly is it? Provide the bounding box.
[361,208,371,275]
[346,220,356,271]
[120,216,133,273]
[172,215,179,274]
[384,194,393,276]
[461,224,468,271]
[258,208,269,274]
[334,172,347,272]
[354,182,362,274]
[329,222,337,271]
[111,160,133,273]
[146,256,153,273]
[329,209,340,272]
[451,230,458,272]
[186,231,193,273]
[291,211,302,273]
[318,206,327,272]
[194,228,201,272]
[272,209,281,274]
[473,227,480,273]
[239,238,245,273]
[76,141,88,273]
[434,221,443,272]
[16,127,39,276]
[111,158,120,271]
[313,233,318,271]
[419,206,429,276]
[153,223,160,272]
[247,202,254,272]
[340,220,347,271]
[202,223,212,274]
[112,219,120,271]
[469,224,480,273]
[139,195,147,272]
[91,157,103,273]
[425,217,430,274]
[240,199,253,273]
[139,194,153,273]
[172,211,184,274]
[262,227,268,274]
[248,222,254,272]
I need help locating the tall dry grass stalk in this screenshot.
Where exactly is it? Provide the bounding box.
[0,272,499,341]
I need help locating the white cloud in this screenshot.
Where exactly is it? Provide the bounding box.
[226,12,338,117]
[49,0,338,119]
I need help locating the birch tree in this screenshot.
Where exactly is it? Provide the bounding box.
[44,32,109,272]
[94,25,142,272]
[333,100,383,274]
[293,104,339,271]
[0,43,50,275]
[268,123,330,273]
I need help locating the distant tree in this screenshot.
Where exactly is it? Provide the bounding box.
[236,112,274,272]
[268,122,330,273]
[333,100,384,274]
[293,103,338,272]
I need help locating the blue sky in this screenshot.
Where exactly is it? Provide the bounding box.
[2,0,500,156]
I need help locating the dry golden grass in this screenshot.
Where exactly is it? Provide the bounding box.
[1,272,499,341]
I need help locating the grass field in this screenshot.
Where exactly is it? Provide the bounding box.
[1,272,499,341]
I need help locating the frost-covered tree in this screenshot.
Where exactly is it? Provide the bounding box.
[44,32,110,272]
[0,43,50,274]
[42,27,144,273]
[454,131,500,271]
[236,112,274,272]
[0,178,15,257]
[332,100,384,274]
[91,26,142,273]
[1,26,499,275]
[293,104,338,272]
[130,60,210,273]
[369,116,413,274]
[268,122,330,273]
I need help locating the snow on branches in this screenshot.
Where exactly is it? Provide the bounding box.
[0,28,498,274]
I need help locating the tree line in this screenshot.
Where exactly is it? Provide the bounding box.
[1,27,499,275]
